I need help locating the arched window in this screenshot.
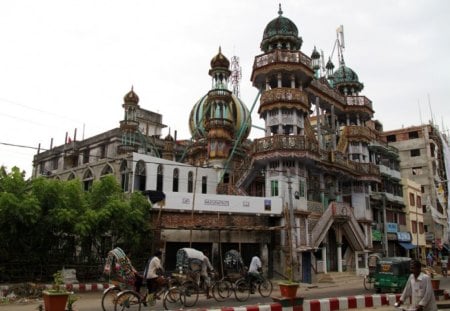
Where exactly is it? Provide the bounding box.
[157,164,163,192]
[134,160,146,192]
[83,169,94,191]
[101,164,113,177]
[202,176,207,194]
[188,171,193,193]
[120,160,129,192]
[68,172,75,180]
[172,168,179,192]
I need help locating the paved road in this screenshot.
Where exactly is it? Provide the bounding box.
[1,275,448,311]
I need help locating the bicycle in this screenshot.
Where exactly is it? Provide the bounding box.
[234,272,273,302]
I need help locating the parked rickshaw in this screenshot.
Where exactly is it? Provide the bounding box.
[374,257,411,293]
[364,253,382,290]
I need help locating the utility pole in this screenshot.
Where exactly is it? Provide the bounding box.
[382,194,388,256]
[287,175,298,277]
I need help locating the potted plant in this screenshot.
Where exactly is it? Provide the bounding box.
[42,270,73,311]
[278,266,300,298]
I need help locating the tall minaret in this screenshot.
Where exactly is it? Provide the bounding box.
[205,47,234,168]
[118,87,140,153]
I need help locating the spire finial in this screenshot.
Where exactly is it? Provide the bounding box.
[278,3,283,16]
[219,46,222,54]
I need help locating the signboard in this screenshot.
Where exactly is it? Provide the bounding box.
[372,229,382,242]
[387,223,398,233]
[397,231,411,242]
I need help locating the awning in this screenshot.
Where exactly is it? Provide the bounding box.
[399,242,416,250]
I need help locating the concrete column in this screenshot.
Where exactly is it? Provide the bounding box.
[337,244,343,272]
[322,245,328,273]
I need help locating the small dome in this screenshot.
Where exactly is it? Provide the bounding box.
[164,133,174,141]
[260,4,302,52]
[124,86,139,104]
[326,58,335,70]
[210,47,230,70]
[311,46,320,60]
[332,64,364,93]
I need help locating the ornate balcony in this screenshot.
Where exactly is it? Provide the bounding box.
[259,88,309,113]
[253,134,319,155]
[345,125,376,142]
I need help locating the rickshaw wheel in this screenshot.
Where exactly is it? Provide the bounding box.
[363,275,374,290]
[163,286,183,310]
[101,286,121,311]
[212,279,231,301]
[234,278,250,302]
[114,290,141,311]
[180,280,199,307]
[258,279,273,297]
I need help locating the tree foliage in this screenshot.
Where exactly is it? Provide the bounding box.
[0,166,153,281]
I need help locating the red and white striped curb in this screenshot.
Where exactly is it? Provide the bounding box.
[302,293,400,311]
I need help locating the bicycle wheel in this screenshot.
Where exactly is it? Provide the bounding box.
[211,279,231,302]
[180,281,199,307]
[163,287,183,310]
[234,278,250,302]
[114,290,142,311]
[101,286,121,311]
[363,275,373,290]
[258,278,273,297]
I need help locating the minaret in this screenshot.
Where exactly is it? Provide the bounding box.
[118,87,140,153]
[162,129,175,161]
[205,47,234,168]
[251,5,313,137]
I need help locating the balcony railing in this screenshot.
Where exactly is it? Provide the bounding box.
[253,135,319,154]
[346,125,376,141]
[260,88,308,107]
[346,95,373,110]
[253,50,311,69]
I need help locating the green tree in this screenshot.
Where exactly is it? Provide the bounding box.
[76,175,152,261]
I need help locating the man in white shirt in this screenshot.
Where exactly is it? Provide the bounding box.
[143,250,164,297]
[248,255,262,294]
[396,259,437,311]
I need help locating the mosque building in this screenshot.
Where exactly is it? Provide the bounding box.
[32,5,448,281]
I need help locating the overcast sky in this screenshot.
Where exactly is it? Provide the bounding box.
[1,0,449,178]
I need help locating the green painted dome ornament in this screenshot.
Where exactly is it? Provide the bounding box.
[260,3,302,52]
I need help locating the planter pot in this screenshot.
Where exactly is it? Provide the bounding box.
[43,291,70,311]
[279,283,300,298]
[431,279,440,290]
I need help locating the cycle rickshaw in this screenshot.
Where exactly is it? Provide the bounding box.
[163,247,222,310]
[101,247,145,311]
[101,247,173,311]
[212,249,273,302]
